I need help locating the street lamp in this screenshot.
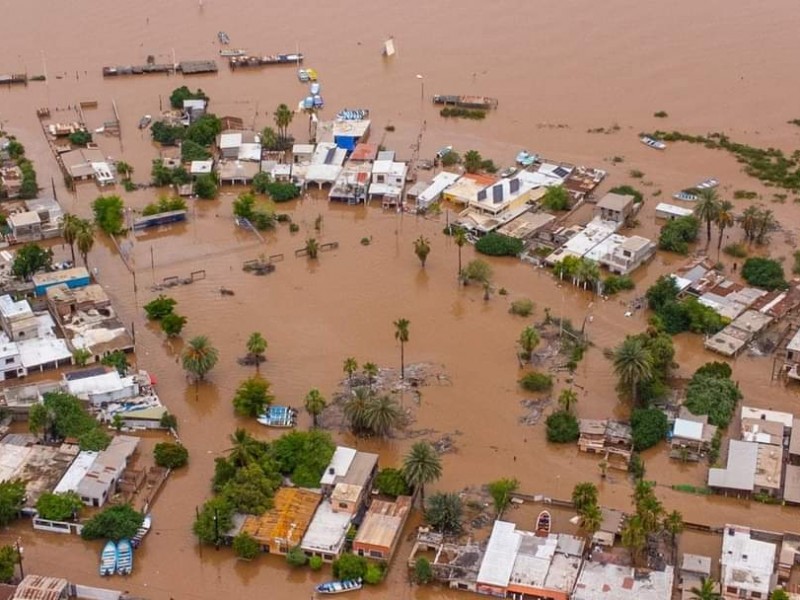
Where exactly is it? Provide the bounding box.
[415,74,424,101]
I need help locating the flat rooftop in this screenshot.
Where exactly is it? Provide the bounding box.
[708,440,757,491]
[572,562,674,600]
[300,500,351,555]
[353,496,411,550]
[241,487,321,547]
[721,526,776,597]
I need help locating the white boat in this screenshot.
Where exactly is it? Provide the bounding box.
[640,136,666,150]
[695,178,719,190]
[297,68,309,82]
[219,48,247,57]
[673,191,698,202]
[515,150,537,167]
[131,513,152,548]
[310,82,321,95]
[138,115,152,130]
[99,541,117,577]
[315,579,363,595]
[116,539,133,576]
[436,145,453,159]
[382,37,396,57]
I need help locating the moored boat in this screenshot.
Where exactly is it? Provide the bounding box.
[99,540,118,577]
[116,538,133,575]
[315,579,363,595]
[515,150,537,167]
[432,94,499,109]
[257,405,298,428]
[640,136,666,150]
[298,69,310,82]
[131,513,152,549]
[535,510,551,536]
[310,82,321,95]
[306,68,318,81]
[219,48,247,57]
[336,108,369,121]
[138,115,152,129]
[217,31,230,45]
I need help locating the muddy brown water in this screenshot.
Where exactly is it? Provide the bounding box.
[2,1,800,598]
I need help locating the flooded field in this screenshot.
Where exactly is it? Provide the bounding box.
[2,1,800,598]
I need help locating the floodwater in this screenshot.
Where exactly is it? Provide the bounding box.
[2,1,800,598]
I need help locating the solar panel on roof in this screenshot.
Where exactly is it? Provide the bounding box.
[509,178,520,194]
[324,147,336,164]
[492,184,503,204]
[554,167,570,178]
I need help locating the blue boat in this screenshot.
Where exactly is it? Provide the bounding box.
[131,514,152,549]
[99,540,118,577]
[257,405,298,428]
[310,82,320,95]
[116,538,133,575]
[515,150,537,167]
[303,96,314,110]
[315,579,363,595]
[336,109,369,121]
[312,94,324,108]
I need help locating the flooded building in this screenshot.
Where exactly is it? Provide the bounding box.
[790,421,800,465]
[60,148,115,186]
[592,507,625,547]
[704,310,773,357]
[352,495,411,561]
[593,192,635,225]
[416,171,461,211]
[708,439,784,499]
[31,267,91,297]
[238,487,321,555]
[598,235,656,276]
[679,553,712,600]
[544,218,618,266]
[572,562,674,600]
[408,530,483,592]
[497,211,556,242]
[670,415,717,462]
[720,525,777,600]
[368,155,407,207]
[577,419,633,470]
[304,143,347,189]
[0,436,79,507]
[63,369,139,406]
[11,575,70,600]
[655,202,694,221]
[443,173,497,206]
[71,435,139,507]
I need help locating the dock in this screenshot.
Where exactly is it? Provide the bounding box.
[229,53,303,70]
[178,61,218,75]
[0,73,28,86]
[432,94,499,109]
[101,60,218,77]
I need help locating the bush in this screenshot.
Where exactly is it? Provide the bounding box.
[142,196,187,216]
[160,412,178,430]
[35,491,82,521]
[463,259,493,284]
[144,295,177,320]
[180,139,211,162]
[741,257,787,290]
[81,504,144,541]
[309,555,323,571]
[169,86,208,110]
[265,182,301,202]
[374,468,410,497]
[609,185,643,204]
[92,195,125,235]
[271,430,336,488]
[440,150,461,167]
[154,442,189,469]
[161,313,187,337]
[69,130,92,146]
[519,371,553,392]
[603,274,635,295]
[684,374,742,427]
[286,545,308,567]
[694,361,732,380]
[509,298,535,317]
[654,111,669,118]
[541,186,570,211]
[364,563,385,585]
[658,215,699,254]
[425,492,463,534]
[151,121,184,146]
[233,532,260,559]
[194,173,218,199]
[631,408,669,451]
[185,114,222,147]
[545,410,579,443]
[333,554,367,580]
[723,243,748,258]
[475,233,523,257]
[414,557,434,584]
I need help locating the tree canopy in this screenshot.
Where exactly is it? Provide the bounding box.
[169,86,208,109]
[12,243,53,280]
[541,186,571,211]
[0,480,26,526]
[658,215,699,254]
[684,372,741,427]
[92,195,125,235]
[270,430,336,488]
[475,233,523,257]
[631,408,669,451]
[80,504,144,541]
[374,468,411,497]
[545,410,579,443]
[154,442,189,469]
[741,257,788,291]
[35,491,82,521]
[232,377,274,418]
[425,492,463,534]
[30,391,110,451]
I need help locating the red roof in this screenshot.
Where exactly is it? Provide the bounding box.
[350,143,378,162]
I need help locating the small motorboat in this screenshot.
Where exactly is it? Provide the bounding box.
[535,510,551,536]
[641,136,667,150]
[336,109,369,121]
[116,538,133,575]
[257,405,298,428]
[217,31,230,45]
[673,191,698,202]
[306,68,318,81]
[499,166,518,178]
[219,48,247,57]
[315,579,363,595]
[515,150,537,167]
[312,94,324,109]
[138,115,152,130]
[99,540,118,577]
[436,145,453,159]
[297,68,310,82]
[695,178,719,190]
[310,82,321,95]
[131,514,152,549]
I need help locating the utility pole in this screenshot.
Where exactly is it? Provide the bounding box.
[213,508,220,550]
[15,538,24,580]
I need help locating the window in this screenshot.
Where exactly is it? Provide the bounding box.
[369,550,383,558]
[5,358,13,365]
[339,502,348,509]
[727,587,738,594]
[752,593,761,599]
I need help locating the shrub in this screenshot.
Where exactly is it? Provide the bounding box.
[694,361,732,380]
[629,170,645,179]
[160,412,178,430]
[653,111,668,118]
[684,374,742,427]
[364,563,385,585]
[154,442,189,469]
[609,185,644,204]
[541,186,570,211]
[414,557,433,584]
[80,504,144,541]
[545,410,580,443]
[92,195,125,235]
[374,468,410,497]
[264,182,301,202]
[144,295,177,320]
[658,215,699,254]
[519,371,553,392]
[475,233,523,257]
[333,554,367,580]
[733,189,758,200]
[631,408,669,451]
[309,555,323,571]
[180,139,211,162]
[233,532,260,560]
[286,545,308,567]
[509,298,535,317]
[142,196,187,216]
[150,121,184,146]
[603,274,635,295]
[741,257,787,290]
[425,492,463,534]
[194,173,218,199]
[440,150,461,167]
[35,491,82,521]
[723,243,748,258]
[69,130,92,146]
[161,312,187,337]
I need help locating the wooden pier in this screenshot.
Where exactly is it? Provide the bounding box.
[228,53,303,70]
[178,61,218,75]
[101,60,218,77]
[432,94,499,109]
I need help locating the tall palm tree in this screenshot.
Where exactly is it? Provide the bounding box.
[274,103,294,143]
[755,208,776,245]
[690,578,721,600]
[403,441,442,506]
[741,205,760,242]
[413,235,431,268]
[571,482,598,512]
[304,388,326,428]
[362,362,379,388]
[62,214,81,264]
[343,386,372,435]
[612,337,654,405]
[394,318,410,380]
[227,428,262,468]
[694,188,721,243]
[182,335,219,382]
[580,502,603,535]
[454,229,466,281]
[343,357,358,386]
[75,220,95,267]
[663,509,684,563]
[518,326,540,361]
[246,332,268,373]
[715,200,734,254]
[558,388,578,413]
[363,394,403,437]
[621,514,647,567]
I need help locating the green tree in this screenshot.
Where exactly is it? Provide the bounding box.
[182,335,219,382]
[75,219,95,267]
[580,502,603,535]
[309,555,323,571]
[111,413,124,432]
[684,373,742,427]
[80,504,144,541]
[403,442,442,505]
[193,497,234,545]
[101,350,129,376]
[519,371,553,392]
[343,357,358,385]
[545,410,579,443]
[631,408,669,451]
[62,213,81,264]
[0,480,25,526]
[621,514,647,566]
[557,388,579,413]
[220,463,280,515]
[144,294,177,320]
[286,545,307,567]
[463,150,483,173]
[0,545,19,583]
[194,173,218,199]
[304,388,326,428]
[658,215,699,254]
[414,556,434,584]
[343,387,372,435]
[463,259,493,285]
[362,362,379,388]
[160,412,178,430]
[690,578,721,600]
[414,235,431,267]
[154,442,189,469]
[28,403,52,438]
[35,491,82,521]
[663,509,684,562]
[169,86,208,109]
[305,237,319,259]
[332,554,367,580]
[518,326,540,362]
[245,332,268,373]
[571,482,599,512]
[770,590,790,600]
[150,121,184,146]
[694,188,721,243]
[69,130,92,146]
[181,139,211,162]
[741,257,787,290]
[374,468,411,497]
[475,233,523,257]
[487,477,519,517]
[11,243,53,280]
[425,492,463,534]
[394,317,410,380]
[363,394,404,437]
[161,313,187,337]
[116,161,133,181]
[185,114,222,146]
[78,428,111,452]
[716,200,734,254]
[92,195,125,235]
[612,336,654,405]
[233,376,274,418]
[233,532,260,560]
[454,229,467,280]
[541,185,570,211]
[226,428,265,468]
[274,103,294,143]
[260,127,279,152]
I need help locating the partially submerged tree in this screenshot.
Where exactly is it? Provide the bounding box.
[304,388,327,428]
[182,335,219,383]
[487,477,519,517]
[246,332,268,373]
[232,377,274,418]
[394,318,410,380]
[403,442,442,505]
[414,235,431,268]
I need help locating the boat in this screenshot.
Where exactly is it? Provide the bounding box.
[297,68,310,82]
[306,68,318,81]
[217,31,230,45]
[515,150,537,167]
[228,53,303,69]
[219,48,247,57]
[257,405,298,428]
[116,538,133,575]
[310,82,321,95]
[302,96,315,110]
[673,191,698,202]
[432,94,499,110]
[99,540,118,577]
[695,178,719,190]
[312,94,324,108]
[436,145,453,159]
[314,579,363,595]
[499,166,518,178]
[382,36,396,57]
[535,510,551,536]
[138,115,152,130]
[131,514,152,549]
[640,136,666,150]
[337,109,369,121]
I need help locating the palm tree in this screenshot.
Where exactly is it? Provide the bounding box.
[394,318,410,380]
[362,362,379,388]
[62,214,81,264]
[274,103,294,143]
[571,482,598,512]
[454,229,466,281]
[182,335,219,383]
[518,326,540,362]
[663,509,684,562]
[755,208,776,245]
[116,161,133,181]
[403,441,442,506]
[343,386,372,435]
[558,388,578,413]
[621,514,647,566]
[75,220,94,267]
[363,394,403,437]
[343,357,358,386]
[715,200,734,254]
[694,188,721,243]
[227,428,262,468]
[612,336,654,405]
[580,502,603,535]
[304,388,326,428]
[305,238,319,259]
[413,235,431,268]
[579,259,601,293]
[246,332,268,373]
[690,578,721,600]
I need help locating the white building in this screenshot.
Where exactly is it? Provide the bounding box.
[0,294,38,340]
[75,435,139,507]
[368,159,407,206]
[572,562,674,600]
[545,218,618,266]
[720,525,777,600]
[64,370,139,406]
[599,235,657,275]
[655,202,694,220]
[415,172,461,210]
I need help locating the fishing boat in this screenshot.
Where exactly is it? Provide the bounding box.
[138,115,152,130]
[297,68,310,82]
[99,540,118,577]
[382,36,396,57]
[302,96,315,110]
[312,94,324,109]
[640,136,666,150]
[535,510,551,536]
[131,514,152,549]
[217,31,230,45]
[498,166,518,178]
[310,82,321,95]
[116,538,133,575]
[695,177,719,190]
[219,48,247,57]
[436,145,453,159]
[315,579,363,595]
[306,68,318,81]
[673,191,698,202]
[337,109,369,121]
[515,150,537,167]
[257,405,298,428]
